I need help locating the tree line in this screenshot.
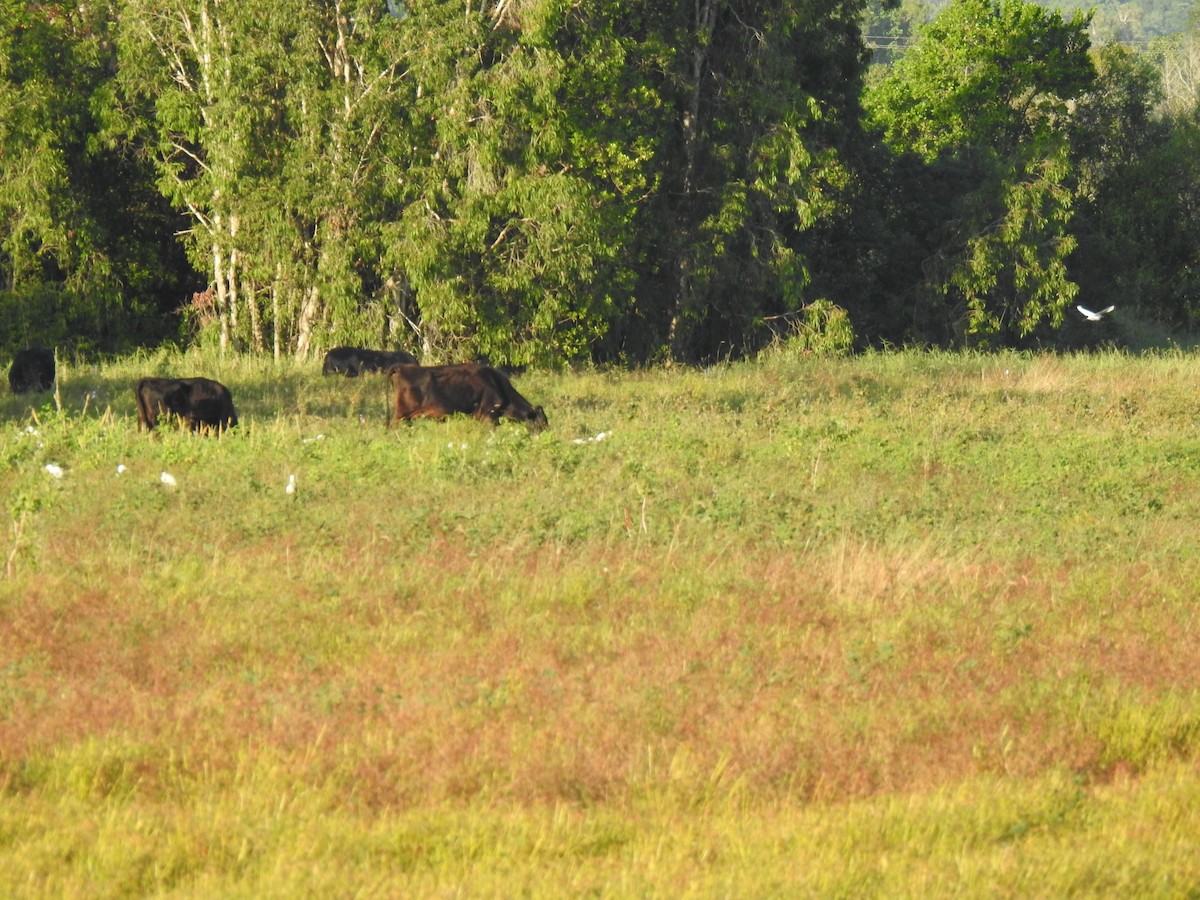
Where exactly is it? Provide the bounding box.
[3,0,1200,364]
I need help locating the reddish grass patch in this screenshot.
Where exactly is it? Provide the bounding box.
[3,530,1199,809]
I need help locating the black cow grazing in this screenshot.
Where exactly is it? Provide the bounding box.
[322,346,418,377]
[387,363,547,429]
[135,377,238,433]
[8,348,55,394]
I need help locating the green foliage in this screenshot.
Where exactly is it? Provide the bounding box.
[1069,44,1200,328]
[864,0,1095,343]
[952,142,1080,338]
[113,0,421,356]
[390,5,629,366]
[9,0,1200,360]
[635,0,868,361]
[761,298,856,358]
[388,0,871,364]
[862,0,931,66]
[0,1,180,354]
[867,0,1093,160]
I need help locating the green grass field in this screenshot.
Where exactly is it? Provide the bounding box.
[2,348,1199,896]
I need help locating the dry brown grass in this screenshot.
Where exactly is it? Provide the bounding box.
[4,537,1196,812]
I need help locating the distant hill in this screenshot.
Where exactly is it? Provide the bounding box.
[1046,0,1195,44]
[865,0,1197,64]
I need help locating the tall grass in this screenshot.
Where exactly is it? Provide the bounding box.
[1,348,1199,894]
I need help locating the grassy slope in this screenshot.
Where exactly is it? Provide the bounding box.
[1,348,1198,895]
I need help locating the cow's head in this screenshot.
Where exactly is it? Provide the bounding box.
[494,402,548,430]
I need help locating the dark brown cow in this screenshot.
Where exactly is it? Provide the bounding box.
[323,346,418,377]
[135,377,238,433]
[387,364,547,429]
[8,348,55,394]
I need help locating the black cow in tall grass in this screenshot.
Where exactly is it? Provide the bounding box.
[135,377,238,433]
[322,346,418,377]
[386,363,547,429]
[8,348,55,394]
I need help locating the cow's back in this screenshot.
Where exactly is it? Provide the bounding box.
[184,377,237,430]
[388,363,544,427]
[323,347,361,376]
[136,376,237,432]
[371,349,419,370]
[326,346,418,376]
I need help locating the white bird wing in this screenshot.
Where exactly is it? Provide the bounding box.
[1077,305,1097,317]
[1099,305,1115,315]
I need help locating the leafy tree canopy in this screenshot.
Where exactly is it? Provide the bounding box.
[867,0,1094,160]
[863,0,1096,342]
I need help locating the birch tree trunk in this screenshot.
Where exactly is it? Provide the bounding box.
[272,263,283,361]
[296,284,321,359]
[212,243,230,353]
[247,276,264,352]
[226,213,240,336]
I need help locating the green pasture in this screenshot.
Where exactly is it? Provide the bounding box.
[1,348,1199,896]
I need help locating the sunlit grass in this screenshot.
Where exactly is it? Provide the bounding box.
[2,758,1198,896]
[1,347,1200,893]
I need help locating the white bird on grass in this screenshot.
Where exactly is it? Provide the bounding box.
[160,471,177,487]
[285,474,296,495]
[44,463,64,479]
[1077,304,1115,322]
[572,431,611,445]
